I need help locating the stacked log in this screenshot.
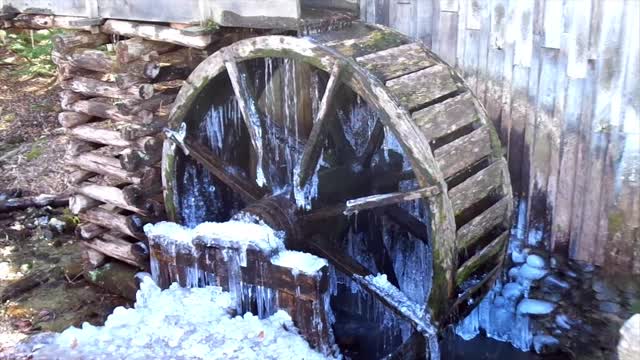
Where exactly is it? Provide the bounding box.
[51,29,208,279]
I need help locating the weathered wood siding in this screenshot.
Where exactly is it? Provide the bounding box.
[361,0,640,273]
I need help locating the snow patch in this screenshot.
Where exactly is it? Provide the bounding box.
[271,250,328,276]
[32,275,337,360]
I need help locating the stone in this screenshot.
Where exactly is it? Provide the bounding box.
[48,218,66,234]
[555,314,572,330]
[592,279,620,302]
[599,301,622,314]
[518,263,548,281]
[618,314,640,360]
[543,275,571,291]
[526,254,546,269]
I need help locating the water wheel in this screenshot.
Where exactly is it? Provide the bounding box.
[162,22,513,359]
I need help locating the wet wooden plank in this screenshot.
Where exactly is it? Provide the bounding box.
[413,92,478,141]
[432,100,483,141]
[356,43,435,81]
[566,0,592,79]
[449,159,508,216]
[457,196,511,250]
[386,64,459,110]
[434,126,493,179]
[322,26,408,58]
[456,230,508,285]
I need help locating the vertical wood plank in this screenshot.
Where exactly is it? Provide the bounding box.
[565,0,592,79]
[416,0,435,47]
[436,11,459,66]
[601,0,640,272]
[575,0,625,263]
[474,0,491,103]
[542,0,564,49]
[551,78,584,254]
[455,0,467,68]
[463,30,480,93]
[511,0,533,67]
[484,0,507,131]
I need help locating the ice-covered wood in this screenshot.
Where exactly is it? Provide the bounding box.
[456,230,508,285]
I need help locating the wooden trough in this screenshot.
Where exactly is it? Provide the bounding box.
[2,3,513,358]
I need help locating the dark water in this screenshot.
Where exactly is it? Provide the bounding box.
[440,332,571,360]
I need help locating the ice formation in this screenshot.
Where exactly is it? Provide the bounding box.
[454,199,558,352]
[31,275,338,360]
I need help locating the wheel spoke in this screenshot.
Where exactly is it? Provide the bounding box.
[225,60,267,186]
[343,186,440,215]
[359,120,385,168]
[165,129,264,202]
[366,212,400,287]
[381,205,429,242]
[297,63,343,187]
[302,186,439,222]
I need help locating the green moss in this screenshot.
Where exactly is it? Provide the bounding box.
[25,143,44,161]
[608,210,625,234]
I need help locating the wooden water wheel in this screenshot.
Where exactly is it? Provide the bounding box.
[162,22,513,359]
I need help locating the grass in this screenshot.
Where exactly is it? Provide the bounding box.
[0,29,63,78]
[25,142,44,161]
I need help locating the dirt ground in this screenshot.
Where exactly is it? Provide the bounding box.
[0,46,131,358]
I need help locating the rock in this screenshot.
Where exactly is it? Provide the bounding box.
[592,279,620,302]
[526,254,546,269]
[519,263,548,281]
[517,298,556,315]
[555,314,573,330]
[48,218,66,234]
[512,248,528,264]
[533,334,560,353]
[618,314,640,360]
[543,275,571,291]
[599,301,622,314]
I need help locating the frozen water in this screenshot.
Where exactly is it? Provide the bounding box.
[525,254,546,269]
[517,263,548,282]
[501,282,523,300]
[516,299,556,315]
[555,314,572,330]
[31,275,338,360]
[533,335,559,353]
[271,250,328,276]
[454,199,558,353]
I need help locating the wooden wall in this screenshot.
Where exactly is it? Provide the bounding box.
[360,0,640,273]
